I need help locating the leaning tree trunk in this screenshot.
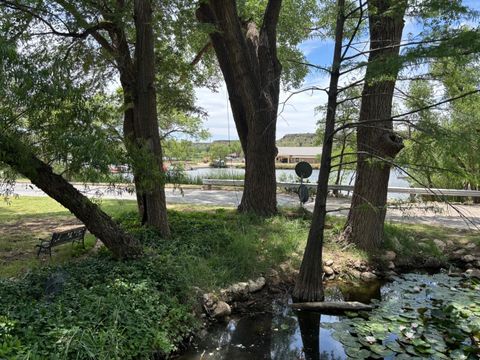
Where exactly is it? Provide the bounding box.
[345,0,406,251]
[133,0,170,237]
[0,133,142,259]
[293,0,345,302]
[197,0,282,216]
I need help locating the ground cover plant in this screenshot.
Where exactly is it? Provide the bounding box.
[1,197,479,358]
[0,199,306,359]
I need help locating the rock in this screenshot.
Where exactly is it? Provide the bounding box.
[360,271,377,282]
[213,301,231,319]
[466,243,476,249]
[451,249,466,259]
[448,266,463,276]
[383,251,397,261]
[383,271,397,280]
[473,260,480,268]
[325,259,334,266]
[461,255,476,263]
[446,240,454,247]
[433,239,446,252]
[353,260,366,271]
[266,269,281,287]
[224,282,249,301]
[248,277,266,293]
[203,293,216,309]
[325,273,335,280]
[465,268,480,279]
[387,261,395,270]
[279,262,293,274]
[323,266,334,276]
[349,269,362,279]
[332,265,341,274]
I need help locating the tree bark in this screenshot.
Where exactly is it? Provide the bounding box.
[133,0,170,237]
[293,0,345,302]
[291,301,373,313]
[345,0,406,251]
[197,0,281,216]
[0,133,142,259]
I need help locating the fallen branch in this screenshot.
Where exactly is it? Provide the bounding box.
[290,301,373,313]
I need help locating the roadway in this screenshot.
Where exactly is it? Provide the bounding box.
[7,182,480,230]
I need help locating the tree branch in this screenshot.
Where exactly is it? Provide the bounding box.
[190,41,213,66]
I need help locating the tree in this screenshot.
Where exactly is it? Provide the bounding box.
[0,132,142,259]
[209,143,231,163]
[344,0,407,251]
[342,0,480,250]
[399,59,480,202]
[316,87,360,195]
[0,35,142,259]
[130,0,169,235]
[293,0,346,302]
[196,0,316,216]
[0,0,210,237]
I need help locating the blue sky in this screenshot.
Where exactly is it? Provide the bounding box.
[197,0,480,141]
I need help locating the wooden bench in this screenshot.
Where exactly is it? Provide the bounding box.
[36,226,87,257]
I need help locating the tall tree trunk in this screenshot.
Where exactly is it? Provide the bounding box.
[293,0,345,302]
[345,0,406,251]
[133,0,170,237]
[197,0,282,216]
[121,80,148,222]
[0,133,142,259]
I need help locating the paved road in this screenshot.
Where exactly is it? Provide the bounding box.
[8,182,480,230]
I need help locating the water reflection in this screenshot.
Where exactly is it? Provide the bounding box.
[178,282,381,360]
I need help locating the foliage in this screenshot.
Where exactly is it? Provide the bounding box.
[399,58,480,192]
[276,133,318,147]
[0,33,124,185]
[0,205,308,358]
[326,273,480,359]
[0,256,198,359]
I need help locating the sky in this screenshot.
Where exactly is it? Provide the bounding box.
[194,0,480,142]
[195,40,332,141]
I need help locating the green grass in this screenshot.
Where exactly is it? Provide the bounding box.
[0,197,139,278]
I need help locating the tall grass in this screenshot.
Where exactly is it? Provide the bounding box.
[176,169,245,185]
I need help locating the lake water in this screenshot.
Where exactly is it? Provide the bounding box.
[185,168,411,199]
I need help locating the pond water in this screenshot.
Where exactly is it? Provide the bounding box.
[178,274,480,360]
[185,168,410,200]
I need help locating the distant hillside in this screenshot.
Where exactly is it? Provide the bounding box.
[276,133,318,147]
